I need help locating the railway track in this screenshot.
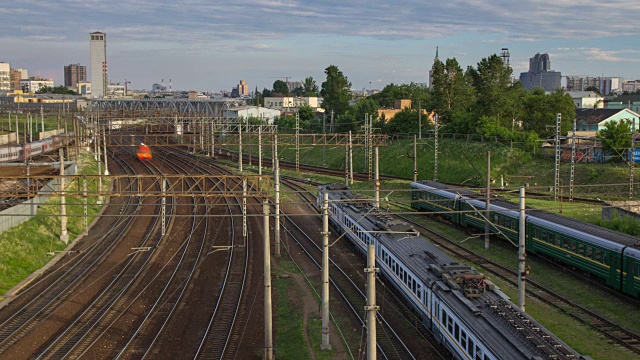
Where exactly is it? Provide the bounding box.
[281,176,640,355]
[395,211,640,355]
[0,148,163,358]
[278,177,448,359]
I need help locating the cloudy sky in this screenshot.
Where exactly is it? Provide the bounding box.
[1,1,639,92]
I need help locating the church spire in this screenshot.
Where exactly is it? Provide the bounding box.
[435,46,439,62]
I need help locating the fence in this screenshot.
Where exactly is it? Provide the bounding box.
[0,163,77,233]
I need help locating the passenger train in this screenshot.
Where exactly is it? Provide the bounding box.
[410,181,640,297]
[319,184,592,360]
[0,133,74,162]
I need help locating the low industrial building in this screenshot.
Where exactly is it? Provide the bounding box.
[223,106,281,124]
[567,91,604,109]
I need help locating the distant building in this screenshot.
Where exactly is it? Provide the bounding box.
[566,91,604,109]
[223,106,281,124]
[64,63,87,88]
[0,63,10,92]
[599,77,624,95]
[575,108,639,133]
[77,81,91,96]
[377,99,429,122]
[10,68,28,90]
[623,80,640,93]
[107,83,125,97]
[20,77,54,93]
[151,83,167,94]
[264,96,323,113]
[519,53,561,92]
[238,80,248,96]
[90,32,107,98]
[607,95,640,114]
[286,81,302,92]
[565,76,624,95]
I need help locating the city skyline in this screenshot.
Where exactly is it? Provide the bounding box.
[1,1,639,92]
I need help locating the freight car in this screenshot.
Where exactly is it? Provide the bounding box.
[319,184,591,360]
[410,181,640,297]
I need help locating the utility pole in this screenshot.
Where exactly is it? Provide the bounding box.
[102,126,109,176]
[374,147,380,208]
[554,113,561,202]
[274,159,281,258]
[162,177,166,236]
[349,131,354,185]
[418,100,422,140]
[364,114,369,175]
[365,244,379,360]
[413,135,418,182]
[295,111,300,172]
[96,121,103,205]
[321,192,332,350]
[59,149,69,243]
[263,199,273,360]
[485,151,491,250]
[83,177,88,235]
[330,110,334,133]
[368,116,373,180]
[322,113,326,167]
[345,140,349,187]
[518,186,526,312]
[258,125,263,176]
[238,119,243,172]
[631,120,636,200]
[434,114,439,181]
[570,118,576,202]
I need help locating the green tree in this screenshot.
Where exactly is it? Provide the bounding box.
[36,86,78,95]
[385,107,423,134]
[597,118,633,161]
[369,82,430,110]
[272,80,290,96]
[468,54,519,124]
[520,88,575,137]
[302,76,319,96]
[297,104,315,123]
[291,86,304,96]
[321,65,352,116]
[585,86,602,96]
[431,58,475,122]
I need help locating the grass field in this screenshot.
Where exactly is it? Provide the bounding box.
[0,151,109,297]
[0,114,71,136]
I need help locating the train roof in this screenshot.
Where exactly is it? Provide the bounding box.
[322,184,583,359]
[412,181,640,250]
[490,198,640,250]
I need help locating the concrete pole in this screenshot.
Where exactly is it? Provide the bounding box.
[321,192,332,350]
[41,106,44,133]
[162,177,166,236]
[485,151,491,250]
[210,120,215,158]
[349,131,353,185]
[16,115,19,145]
[374,147,380,208]
[518,187,526,312]
[238,120,243,172]
[243,178,247,241]
[59,149,69,243]
[93,115,98,160]
[295,112,300,172]
[96,126,103,205]
[102,126,109,176]
[259,126,263,176]
[8,111,11,132]
[365,244,378,360]
[345,140,349,187]
[274,159,281,258]
[83,177,88,235]
[413,135,417,182]
[263,200,273,360]
[418,100,422,140]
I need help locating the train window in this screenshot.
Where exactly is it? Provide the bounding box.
[541,231,547,241]
[586,246,593,258]
[535,228,540,239]
[447,317,453,333]
[468,339,474,356]
[441,309,446,323]
[555,237,561,247]
[548,233,555,243]
[484,354,490,360]
[505,219,511,229]
[460,331,467,348]
[475,346,482,360]
[635,264,640,277]
[595,249,602,261]
[603,253,609,265]
[578,243,584,254]
[570,241,576,252]
[454,323,460,340]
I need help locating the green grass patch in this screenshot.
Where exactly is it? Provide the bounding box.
[0,114,71,136]
[0,151,110,297]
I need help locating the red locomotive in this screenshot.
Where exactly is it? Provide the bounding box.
[137,143,152,161]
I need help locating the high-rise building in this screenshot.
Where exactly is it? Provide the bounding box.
[64,63,87,88]
[0,63,10,92]
[90,32,107,98]
[238,80,248,96]
[519,53,562,92]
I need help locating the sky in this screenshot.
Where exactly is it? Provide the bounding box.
[1,0,639,93]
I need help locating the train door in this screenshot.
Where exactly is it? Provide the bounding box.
[22,144,31,162]
[622,252,640,297]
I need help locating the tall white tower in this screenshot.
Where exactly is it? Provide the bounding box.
[90,32,107,98]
